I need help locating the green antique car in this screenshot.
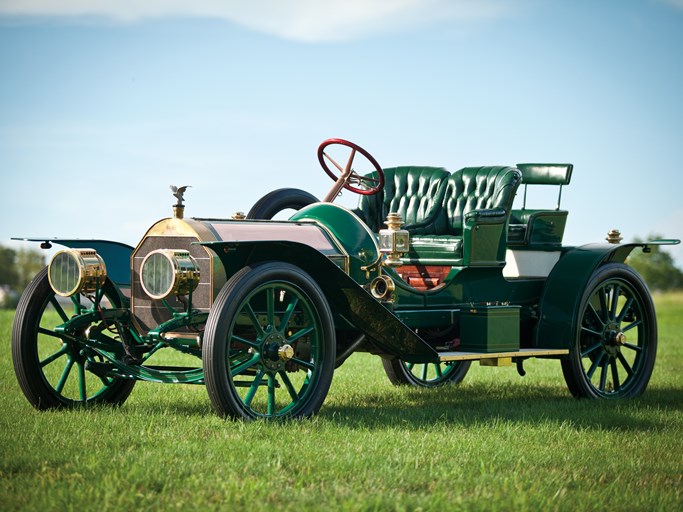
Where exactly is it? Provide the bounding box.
[12,138,680,420]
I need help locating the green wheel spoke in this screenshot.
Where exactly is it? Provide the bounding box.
[406,362,415,371]
[598,359,609,391]
[245,303,265,337]
[598,288,608,322]
[622,342,642,353]
[420,364,428,381]
[291,357,315,371]
[267,374,276,416]
[609,284,621,320]
[586,351,606,380]
[586,303,606,327]
[232,335,260,349]
[435,364,443,379]
[279,297,300,330]
[40,345,69,367]
[230,353,261,377]
[50,297,69,322]
[622,319,642,333]
[616,297,634,323]
[610,359,621,391]
[287,326,314,343]
[617,352,634,376]
[55,356,75,394]
[266,288,275,327]
[279,370,300,402]
[77,362,87,402]
[37,327,64,339]
[581,326,603,339]
[581,341,604,358]
[244,368,266,407]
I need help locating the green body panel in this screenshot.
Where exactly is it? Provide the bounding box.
[535,243,648,349]
[14,237,133,286]
[201,240,439,362]
[290,202,381,284]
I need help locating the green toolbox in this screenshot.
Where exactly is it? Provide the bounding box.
[460,305,521,353]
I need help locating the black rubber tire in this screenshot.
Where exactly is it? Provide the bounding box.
[203,262,335,420]
[382,357,471,387]
[561,263,657,399]
[246,188,319,220]
[12,267,135,409]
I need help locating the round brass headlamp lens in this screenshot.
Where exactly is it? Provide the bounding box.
[48,248,107,297]
[140,249,200,300]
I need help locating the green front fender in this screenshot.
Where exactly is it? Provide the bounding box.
[200,240,438,362]
[12,237,133,286]
[535,242,656,349]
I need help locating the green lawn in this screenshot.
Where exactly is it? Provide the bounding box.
[1,293,681,511]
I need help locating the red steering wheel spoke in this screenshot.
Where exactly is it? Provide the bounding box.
[318,138,384,201]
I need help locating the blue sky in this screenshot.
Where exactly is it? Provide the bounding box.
[1,0,682,266]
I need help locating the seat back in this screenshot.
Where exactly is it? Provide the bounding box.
[441,166,522,235]
[354,166,449,234]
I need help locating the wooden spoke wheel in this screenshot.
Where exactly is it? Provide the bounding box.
[203,262,335,419]
[561,263,657,399]
[12,267,135,409]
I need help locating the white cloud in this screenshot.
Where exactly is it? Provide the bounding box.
[0,0,515,42]
[659,0,683,9]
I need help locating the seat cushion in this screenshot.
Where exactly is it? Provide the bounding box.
[403,235,463,264]
[354,166,449,234]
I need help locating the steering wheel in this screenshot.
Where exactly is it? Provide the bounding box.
[317,138,385,202]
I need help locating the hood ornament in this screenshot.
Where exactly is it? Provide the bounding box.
[170,185,191,219]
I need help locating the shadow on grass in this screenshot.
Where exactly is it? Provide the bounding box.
[320,383,683,432]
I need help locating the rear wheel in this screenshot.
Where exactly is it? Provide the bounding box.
[203,262,335,419]
[12,267,135,409]
[561,263,657,399]
[382,358,470,387]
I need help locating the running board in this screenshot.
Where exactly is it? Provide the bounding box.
[438,348,568,362]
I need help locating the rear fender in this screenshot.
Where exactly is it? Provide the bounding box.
[535,241,677,349]
[201,240,438,362]
[13,237,133,286]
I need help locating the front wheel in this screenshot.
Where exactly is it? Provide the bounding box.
[561,263,657,399]
[203,262,335,419]
[12,267,135,409]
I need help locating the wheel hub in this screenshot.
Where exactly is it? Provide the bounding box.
[261,331,291,370]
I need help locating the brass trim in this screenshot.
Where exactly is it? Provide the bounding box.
[438,348,569,362]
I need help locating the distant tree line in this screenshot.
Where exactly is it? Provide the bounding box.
[0,245,45,308]
[626,235,683,292]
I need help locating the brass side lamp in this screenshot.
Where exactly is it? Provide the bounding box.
[378,212,410,267]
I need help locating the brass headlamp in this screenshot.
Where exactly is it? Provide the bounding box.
[140,249,200,300]
[48,248,107,297]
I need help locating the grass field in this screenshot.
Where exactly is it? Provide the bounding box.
[1,293,681,511]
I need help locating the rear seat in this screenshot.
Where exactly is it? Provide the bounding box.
[508,163,573,248]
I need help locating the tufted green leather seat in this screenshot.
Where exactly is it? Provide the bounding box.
[406,166,522,265]
[353,166,450,234]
